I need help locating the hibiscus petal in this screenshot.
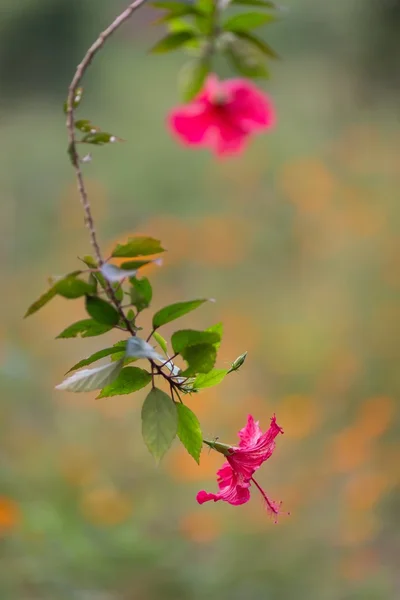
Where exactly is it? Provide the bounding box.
[197,463,250,506]
[238,414,263,448]
[226,79,275,133]
[168,104,211,145]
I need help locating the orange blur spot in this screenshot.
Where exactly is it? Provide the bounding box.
[0,496,20,532]
[180,511,221,543]
[166,445,222,482]
[357,396,395,438]
[277,395,321,440]
[278,158,335,213]
[344,471,391,512]
[330,426,372,473]
[80,487,132,526]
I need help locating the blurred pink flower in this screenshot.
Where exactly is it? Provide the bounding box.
[168,75,275,157]
[197,415,285,520]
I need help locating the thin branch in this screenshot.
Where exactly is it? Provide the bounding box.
[66,0,148,264]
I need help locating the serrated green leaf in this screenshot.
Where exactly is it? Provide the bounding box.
[206,322,223,349]
[152,299,209,328]
[224,12,276,32]
[150,31,197,54]
[176,403,202,463]
[130,277,153,312]
[181,343,216,376]
[85,296,120,326]
[24,286,57,317]
[97,367,152,399]
[111,236,165,258]
[193,369,228,389]
[56,319,113,339]
[141,388,177,462]
[171,329,220,354]
[153,331,168,355]
[67,343,127,372]
[233,30,279,58]
[55,359,123,393]
[180,59,209,102]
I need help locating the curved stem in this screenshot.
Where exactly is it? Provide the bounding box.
[65,0,148,263]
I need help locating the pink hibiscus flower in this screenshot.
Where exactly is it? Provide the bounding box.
[168,74,275,157]
[197,415,286,521]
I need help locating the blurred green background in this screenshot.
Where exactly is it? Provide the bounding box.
[1,0,399,598]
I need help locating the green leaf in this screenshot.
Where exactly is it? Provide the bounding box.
[150,31,197,54]
[179,59,209,102]
[97,367,152,399]
[121,259,162,270]
[233,30,279,58]
[54,273,94,299]
[81,255,97,268]
[67,343,127,372]
[176,403,202,464]
[153,1,203,21]
[223,12,276,32]
[141,388,177,462]
[171,329,221,354]
[63,87,83,114]
[24,286,57,317]
[82,132,122,145]
[206,322,223,349]
[130,277,153,312]
[56,319,113,339]
[153,331,168,355]
[152,299,209,328]
[55,359,123,393]
[111,236,165,258]
[85,296,120,326]
[125,337,164,361]
[227,39,269,78]
[231,0,278,7]
[193,369,228,389]
[75,119,100,133]
[181,343,216,376]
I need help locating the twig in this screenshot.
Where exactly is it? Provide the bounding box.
[65,0,148,264]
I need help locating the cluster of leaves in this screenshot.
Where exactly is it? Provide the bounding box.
[25,236,247,464]
[151,0,281,100]
[64,88,123,163]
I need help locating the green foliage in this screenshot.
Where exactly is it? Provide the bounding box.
[56,319,113,339]
[63,86,83,114]
[193,368,228,389]
[171,329,221,354]
[226,38,269,78]
[97,367,152,399]
[24,286,57,317]
[141,388,178,462]
[130,277,153,312]
[55,359,123,393]
[74,119,100,133]
[179,59,210,101]
[81,131,123,145]
[150,31,198,54]
[176,403,202,463]
[85,296,120,326]
[66,342,127,372]
[54,274,95,298]
[233,30,279,58]
[152,299,209,328]
[111,236,165,258]
[153,331,168,354]
[180,343,216,376]
[223,11,276,32]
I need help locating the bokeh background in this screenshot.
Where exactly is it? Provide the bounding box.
[1,0,399,598]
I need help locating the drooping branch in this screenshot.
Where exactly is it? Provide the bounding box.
[65,0,148,264]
